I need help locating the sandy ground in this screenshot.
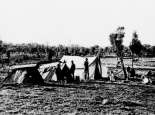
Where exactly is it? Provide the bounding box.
[0,83,155,115]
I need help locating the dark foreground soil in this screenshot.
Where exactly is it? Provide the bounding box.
[0,83,155,115]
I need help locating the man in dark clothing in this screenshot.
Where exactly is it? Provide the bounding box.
[84,58,89,80]
[147,70,152,83]
[56,63,62,83]
[70,60,76,80]
[62,61,70,83]
[130,68,135,78]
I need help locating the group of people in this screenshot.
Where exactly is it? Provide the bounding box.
[55,60,75,84]
[55,58,89,84]
[126,66,154,84]
[142,70,154,84]
[107,66,137,82]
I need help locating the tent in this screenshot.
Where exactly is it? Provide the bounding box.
[4,64,44,85]
[39,55,108,82]
[38,62,58,81]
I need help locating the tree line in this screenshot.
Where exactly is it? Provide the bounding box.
[0,42,102,65]
[0,28,155,65]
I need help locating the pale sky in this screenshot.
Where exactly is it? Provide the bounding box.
[0,0,155,47]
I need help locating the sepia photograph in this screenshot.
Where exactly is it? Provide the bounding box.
[0,0,155,114]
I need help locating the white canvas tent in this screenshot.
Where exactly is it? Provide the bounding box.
[39,55,108,82]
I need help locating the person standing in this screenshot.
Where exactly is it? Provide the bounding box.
[109,70,115,82]
[55,63,62,83]
[147,70,152,84]
[84,58,89,80]
[127,66,131,80]
[62,61,70,83]
[130,68,135,78]
[70,60,76,80]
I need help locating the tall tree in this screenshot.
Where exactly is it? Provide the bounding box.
[129,32,142,68]
[48,49,55,61]
[109,26,127,79]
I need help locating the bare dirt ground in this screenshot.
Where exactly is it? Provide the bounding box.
[0,58,155,115]
[0,83,155,115]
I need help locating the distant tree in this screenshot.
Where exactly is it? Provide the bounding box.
[151,46,155,57]
[7,50,10,63]
[90,47,94,55]
[90,46,96,55]
[129,32,142,68]
[104,47,110,55]
[142,44,152,57]
[48,49,55,61]
[109,26,127,79]
[93,45,100,55]
[0,40,3,52]
[85,48,90,56]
